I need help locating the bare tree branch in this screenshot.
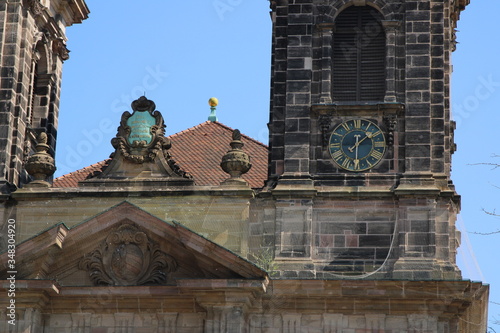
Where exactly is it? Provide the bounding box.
[470,230,500,235]
[469,162,500,170]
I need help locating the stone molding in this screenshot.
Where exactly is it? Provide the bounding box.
[0,279,488,332]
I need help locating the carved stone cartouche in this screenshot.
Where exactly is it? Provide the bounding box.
[82,96,193,184]
[79,224,177,286]
[111,96,170,164]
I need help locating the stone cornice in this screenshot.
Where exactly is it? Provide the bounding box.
[0,279,488,322]
[311,102,405,117]
[8,182,459,203]
[451,0,471,24]
[62,0,90,25]
[8,185,255,200]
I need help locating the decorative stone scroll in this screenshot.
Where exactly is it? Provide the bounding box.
[79,224,177,286]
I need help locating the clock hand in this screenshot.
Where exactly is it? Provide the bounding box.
[354,134,360,160]
[348,132,374,152]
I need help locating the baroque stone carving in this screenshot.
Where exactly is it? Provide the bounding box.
[26,0,45,17]
[79,224,177,286]
[111,96,172,164]
[81,96,193,184]
[318,114,333,147]
[52,38,70,61]
[220,129,252,185]
[383,115,397,146]
[24,132,56,187]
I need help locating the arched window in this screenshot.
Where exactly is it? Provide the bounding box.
[332,6,386,102]
[27,41,53,132]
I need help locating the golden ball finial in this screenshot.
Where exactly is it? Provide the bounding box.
[208,97,219,107]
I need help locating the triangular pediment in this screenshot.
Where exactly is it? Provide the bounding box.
[0,202,267,286]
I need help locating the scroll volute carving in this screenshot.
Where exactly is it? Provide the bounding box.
[79,224,177,286]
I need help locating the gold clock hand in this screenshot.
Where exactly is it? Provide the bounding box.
[348,132,374,152]
[354,134,360,159]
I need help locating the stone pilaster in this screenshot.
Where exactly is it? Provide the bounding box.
[273,198,314,278]
[204,305,246,333]
[408,314,438,332]
[282,314,301,333]
[404,0,432,174]
[268,1,288,180]
[317,24,333,104]
[71,313,91,333]
[157,313,178,333]
[323,313,346,333]
[383,20,400,103]
[280,1,314,183]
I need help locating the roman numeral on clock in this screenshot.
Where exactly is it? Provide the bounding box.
[331,150,343,160]
[341,158,351,169]
[353,159,360,170]
[370,150,384,160]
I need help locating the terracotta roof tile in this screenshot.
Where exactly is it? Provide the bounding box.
[53,160,110,188]
[53,121,268,189]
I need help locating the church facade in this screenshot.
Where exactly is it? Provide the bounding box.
[0,0,489,332]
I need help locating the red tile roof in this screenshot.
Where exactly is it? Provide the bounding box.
[53,121,268,189]
[53,160,110,188]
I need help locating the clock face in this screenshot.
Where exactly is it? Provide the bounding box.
[329,119,386,172]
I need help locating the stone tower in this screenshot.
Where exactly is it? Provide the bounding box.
[266,0,469,279]
[0,0,89,193]
[0,2,489,331]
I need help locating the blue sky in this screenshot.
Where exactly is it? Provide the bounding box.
[57,1,500,328]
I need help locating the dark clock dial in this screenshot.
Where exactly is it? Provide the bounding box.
[328,119,386,172]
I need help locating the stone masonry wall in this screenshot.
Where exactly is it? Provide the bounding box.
[0,0,87,191]
[268,0,459,182]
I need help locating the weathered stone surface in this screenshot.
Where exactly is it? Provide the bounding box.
[0,0,488,332]
[0,0,89,192]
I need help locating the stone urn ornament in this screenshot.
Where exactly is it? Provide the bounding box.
[220,129,252,186]
[24,132,56,187]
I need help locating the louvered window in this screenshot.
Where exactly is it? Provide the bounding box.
[332,6,386,102]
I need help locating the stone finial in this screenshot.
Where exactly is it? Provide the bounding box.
[24,132,56,187]
[220,129,252,186]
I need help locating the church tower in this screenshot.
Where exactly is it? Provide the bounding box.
[266,0,469,279]
[0,0,89,193]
